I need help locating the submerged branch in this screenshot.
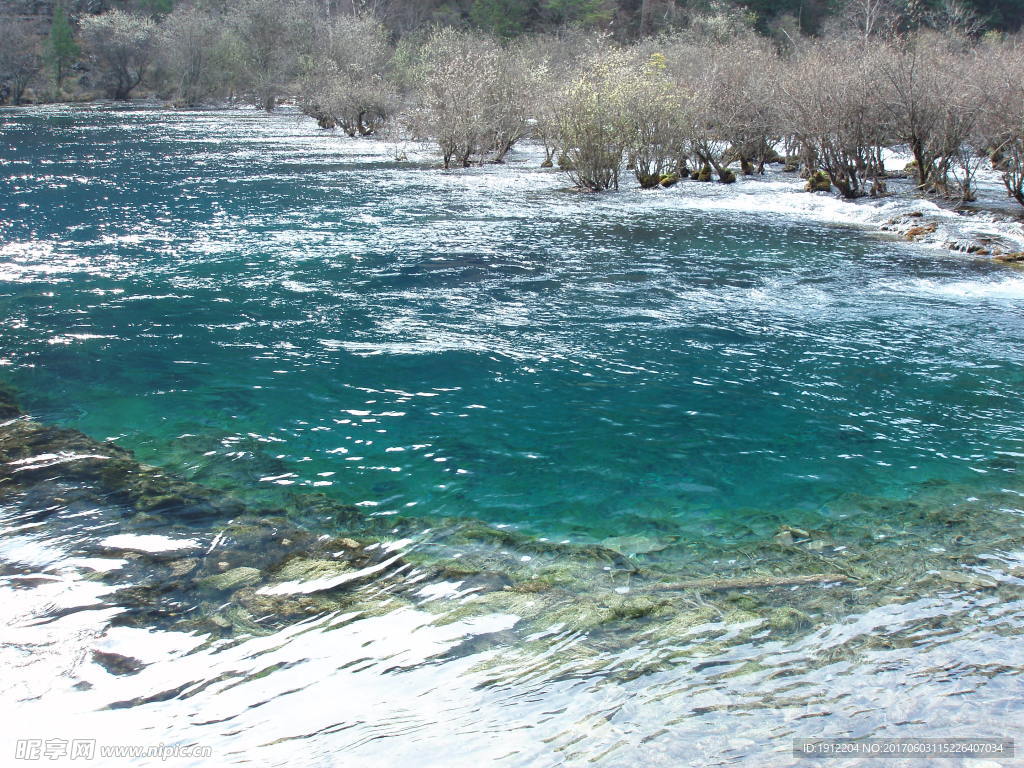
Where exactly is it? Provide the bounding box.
[651,573,853,592]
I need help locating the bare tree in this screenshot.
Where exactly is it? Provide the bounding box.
[523,32,613,167]
[924,0,987,36]
[300,13,395,135]
[0,20,42,105]
[679,37,779,184]
[486,41,540,163]
[976,38,1024,207]
[158,5,229,107]
[410,28,535,167]
[879,31,981,199]
[555,47,633,191]
[227,0,314,111]
[673,0,755,42]
[79,11,157,100]
[836,0,900,39]
[623,52,685,187]
[411,28,501,168]
[523,46,560,166]
[781,38,888,198]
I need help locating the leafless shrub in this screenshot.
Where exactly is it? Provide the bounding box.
[0,19,42,105]
[676,36,777,183]
[922,0,987,36]
[879,31,983,200]
[158,6,230,107]
[226,0,315,111]
[411,28,537,168]
[975,38,1024,207]
[835,0,901,39]
[780,37,888,198]
[554,47,633,191]
[524,32,613,167]
[623,51,685,187]
[299,13,396,136]
[79,10,156,100]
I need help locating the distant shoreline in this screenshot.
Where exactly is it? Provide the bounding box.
[6,100,1024,264]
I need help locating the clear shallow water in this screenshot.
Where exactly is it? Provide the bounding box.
[2,106,1024,767]
[3,106,1024,544]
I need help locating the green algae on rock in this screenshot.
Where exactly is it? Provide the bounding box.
[2,385,1024,680]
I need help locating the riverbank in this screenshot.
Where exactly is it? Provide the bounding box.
[5,101,1024,267]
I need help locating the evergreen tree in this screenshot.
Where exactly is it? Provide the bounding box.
[471,0,539,37]
[46,2,80,91]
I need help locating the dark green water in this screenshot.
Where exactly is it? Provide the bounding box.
[2,106,1024,546]
[2,106,1024,767]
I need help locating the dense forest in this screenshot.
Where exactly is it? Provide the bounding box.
[2,0,1024,209]
[6,0,1022,38]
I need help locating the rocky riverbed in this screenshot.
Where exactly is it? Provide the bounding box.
[4,380,1023,679]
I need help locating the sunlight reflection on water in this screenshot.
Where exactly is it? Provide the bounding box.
[1,106,1023,767]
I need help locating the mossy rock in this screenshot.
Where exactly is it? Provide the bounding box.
[197,566,262,592]
[642,604,720,642]
[723,609,762,626]
[723,592,760,612]
[540,599,621,634]
[768,606,813,633]
[718,169,737,184]
[805,170,832,193]
[509,578,557,593]
[217,603,274,636]
[990,150,1011,172]
[232,586,347,618]
[637,173,661,189]
[994,251,1024,264]
[270,557,351,585]
[659,173,680,188]
[431,589,546,626]
[905,223,938,240]
[0,383,21,420]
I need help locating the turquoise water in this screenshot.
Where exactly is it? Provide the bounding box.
[3,106,1024,768]
[3,106,1024,545]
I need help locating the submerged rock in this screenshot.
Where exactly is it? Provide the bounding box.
[0,384,19,420]
[168,558,198,577]
[905,222,938,240]
[774,530,795,547]
[198,566,262,591]
[994,251,1024,264]
[935,569,998,589]
[93,650,146,676]
[3,384,1023,675]
[602,534,676,556]
[768,606,813,633]
[272,557,350,584]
